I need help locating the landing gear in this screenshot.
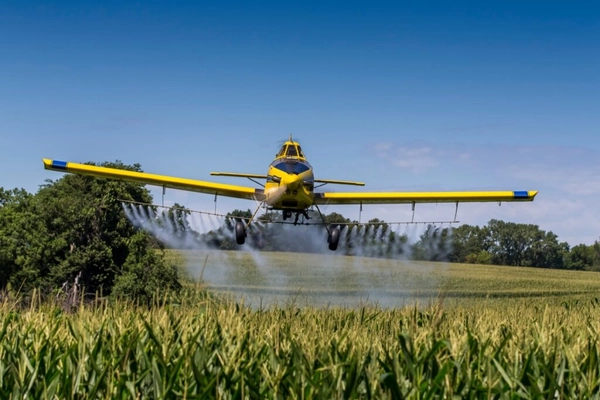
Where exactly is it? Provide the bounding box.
[235,220,246,245]
[328,227,340,251]
[235,200,266,246]
[313,203,341,252]
[282,210,310,225]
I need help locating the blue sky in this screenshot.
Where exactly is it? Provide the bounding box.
[1,1,598,245]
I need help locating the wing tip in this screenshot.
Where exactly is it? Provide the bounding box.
[42,158,68,170]
[513,190,538,200]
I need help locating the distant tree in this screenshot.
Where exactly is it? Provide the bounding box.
[449,224,491,263]
[227,209,252,219]
[593,240,600,268]
[325,212,350,225]
[564,244,595,270]
[0,188,41,291]
[412,225,452,261]
[366,218,390,233]
[485,219,567,268]
[166,203,192,232]
[465,250,493,265]
[258,211,279,222]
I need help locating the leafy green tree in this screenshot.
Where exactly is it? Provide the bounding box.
[486,219,567,268]
[465,250,493,265]
[166,203,192,232]
[449,224,491,263]
[593,240,600,268]
[412,225,452,261]
[564,244,595,270]
[111,232,181,303]
[227,209,252,219]
[0,188,45,291]
[325,212,350,225]
[0,161,181,300]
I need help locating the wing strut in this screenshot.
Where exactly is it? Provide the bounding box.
[411,202,416,223]
[359,202,363,223]
[245,201,264,230]
[454,201,459,221]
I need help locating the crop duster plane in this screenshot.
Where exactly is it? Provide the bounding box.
[43,136,537,251]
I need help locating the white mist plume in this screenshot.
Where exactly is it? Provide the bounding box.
[122,203,454,308]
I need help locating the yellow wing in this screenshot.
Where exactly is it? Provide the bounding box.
[314,190,538,205]
[43,159,265,201]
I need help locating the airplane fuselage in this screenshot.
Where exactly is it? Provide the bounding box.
[265,157,315,211]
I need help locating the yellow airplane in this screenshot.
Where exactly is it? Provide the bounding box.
[43,135,537,251]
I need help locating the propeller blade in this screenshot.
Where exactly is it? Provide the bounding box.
[264,184,287,206]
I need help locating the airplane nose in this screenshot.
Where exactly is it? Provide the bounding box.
[283,174,302,191]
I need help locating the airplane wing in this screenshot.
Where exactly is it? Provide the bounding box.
[43,159,265,201]
[314,190,538,205]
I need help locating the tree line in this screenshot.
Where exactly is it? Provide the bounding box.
[0,162,181,303]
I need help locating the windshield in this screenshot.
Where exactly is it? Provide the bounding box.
[286,145,298,157]
[277,145,287,157]
[276,143,306,159]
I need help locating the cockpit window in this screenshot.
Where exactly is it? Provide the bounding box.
[277,143,306,159]
[286,145,298,157]
[277,145,287,157]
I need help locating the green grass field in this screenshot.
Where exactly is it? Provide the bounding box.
[3,251,600,397]
[168,249,600,307]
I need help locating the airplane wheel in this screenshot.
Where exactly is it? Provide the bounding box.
[328,227,340,251]
[235,221,246,245]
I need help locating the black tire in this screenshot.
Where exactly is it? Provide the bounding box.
[235,221,246,245]
[328,227,340,251]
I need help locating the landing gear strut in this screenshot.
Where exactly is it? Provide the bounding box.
[282,210,292,220]
[314,203,341,252]
[235,201,265,245]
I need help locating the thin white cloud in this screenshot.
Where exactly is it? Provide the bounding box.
[371,144,440,173]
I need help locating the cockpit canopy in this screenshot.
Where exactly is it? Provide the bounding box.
[276,142,306,160]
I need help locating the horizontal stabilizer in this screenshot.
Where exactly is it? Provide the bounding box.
[314,179,365,186]
[210,172,269,179]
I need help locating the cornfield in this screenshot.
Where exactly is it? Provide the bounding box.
[1,287,600,398]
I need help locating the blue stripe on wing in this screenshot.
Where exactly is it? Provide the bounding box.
[513,191,529,199]
[51,160,68,169]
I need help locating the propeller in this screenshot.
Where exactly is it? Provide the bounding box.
[264,169,313,206]
[275,133,301,147]
[264,184,288,206]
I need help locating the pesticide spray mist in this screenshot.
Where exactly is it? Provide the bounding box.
[122,203,454,308]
